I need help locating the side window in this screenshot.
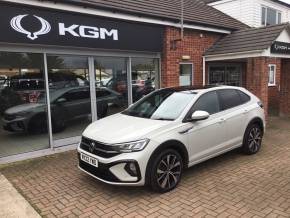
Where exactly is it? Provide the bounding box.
[218,89,242,110]
[96,90,111,98]
[191,91,220,115]
[237,90,251,104]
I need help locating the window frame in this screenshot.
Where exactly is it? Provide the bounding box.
[217,89,245,111]
[179,63,194,86]
[183,90,221,122]
[261,6,282,26]
[268,64,276,87]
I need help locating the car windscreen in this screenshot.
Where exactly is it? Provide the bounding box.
[122,90,195,120]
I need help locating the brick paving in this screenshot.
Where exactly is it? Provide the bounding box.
[1,117,290,218]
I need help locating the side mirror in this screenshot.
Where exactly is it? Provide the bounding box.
[190,110,210,121]
[56,97,67,104]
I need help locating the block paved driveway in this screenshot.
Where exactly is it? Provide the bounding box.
[1,117,290,218]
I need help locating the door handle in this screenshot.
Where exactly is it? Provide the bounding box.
[218,118,226,124]
[243,109,249,114]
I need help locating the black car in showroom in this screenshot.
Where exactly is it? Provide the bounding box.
[2,86,122,133]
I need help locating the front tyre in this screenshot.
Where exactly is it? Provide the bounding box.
[242,124,263,155]
[148,149,183,193]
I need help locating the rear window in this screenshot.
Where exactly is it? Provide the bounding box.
[218,89,242,110]
[238,90,251,104]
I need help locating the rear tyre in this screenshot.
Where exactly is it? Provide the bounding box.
[148,149,183,193]
[242,123,263,155]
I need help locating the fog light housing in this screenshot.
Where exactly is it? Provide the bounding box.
[125,162,138,177]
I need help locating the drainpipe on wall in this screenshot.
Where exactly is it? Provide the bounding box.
[202,56,206,86]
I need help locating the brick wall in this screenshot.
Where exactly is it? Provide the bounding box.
[245,57,269,116]
[161,27,223,87]
[280,60,290,117]
[267,58,281,115]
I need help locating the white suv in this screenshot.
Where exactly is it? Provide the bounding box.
[78,86,265,193]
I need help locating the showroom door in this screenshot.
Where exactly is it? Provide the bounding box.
[94,57,129,117]
[46,54,95,147]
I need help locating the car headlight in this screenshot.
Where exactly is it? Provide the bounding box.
[115,139,150,153]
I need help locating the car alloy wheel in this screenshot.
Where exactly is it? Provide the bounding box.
[248,127,262,153]
[156,154,182,190]
[242,123,263,155]
[148,149,183,193]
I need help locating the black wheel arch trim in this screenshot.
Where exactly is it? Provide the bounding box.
[145,139,189,185]
[247,117,264,134]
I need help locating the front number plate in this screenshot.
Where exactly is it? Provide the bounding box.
[80,153,98,167]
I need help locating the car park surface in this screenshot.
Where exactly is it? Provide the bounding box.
[1,117,290,217]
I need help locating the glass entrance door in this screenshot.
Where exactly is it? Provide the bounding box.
[47,55,91,145]
[94,57,128,117]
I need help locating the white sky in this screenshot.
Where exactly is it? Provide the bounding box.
[280,0,290,4]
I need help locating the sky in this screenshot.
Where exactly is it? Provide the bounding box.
[280,0,290,4]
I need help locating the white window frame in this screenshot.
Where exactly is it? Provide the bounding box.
[268,64,276,87]
[261,6,282,26]
[179,63,194,86]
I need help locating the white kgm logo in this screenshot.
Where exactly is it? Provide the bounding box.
[10,14,51,40]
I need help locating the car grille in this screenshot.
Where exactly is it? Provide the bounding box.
[4,114,16,121]
[78,155,120,182]
[80,137,120,158]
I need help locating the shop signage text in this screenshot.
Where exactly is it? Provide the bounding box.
[10,14,119,41]
[271,41,290,55]
[0,3,163,52]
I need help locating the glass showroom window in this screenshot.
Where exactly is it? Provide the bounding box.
[47,55,91,143]
[131,58,159,103]
[209,65,242,86]
[262,6,281,26]
[268,65,276,86]
[0,52,49,157]
[94,57,128,116]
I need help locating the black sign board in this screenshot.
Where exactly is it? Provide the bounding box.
[271,41,290,55]
[0,2,164,52]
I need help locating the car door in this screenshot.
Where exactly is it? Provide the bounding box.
[185,91,228,164]
[59,88,90,118]
[217,89,249,148]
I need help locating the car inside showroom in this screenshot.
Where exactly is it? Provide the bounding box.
[0,1,162,160]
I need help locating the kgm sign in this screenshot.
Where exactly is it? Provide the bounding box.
[10,14,119,41]
[0,2,163,52]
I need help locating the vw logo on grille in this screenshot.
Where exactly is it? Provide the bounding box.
[89,142,95,153]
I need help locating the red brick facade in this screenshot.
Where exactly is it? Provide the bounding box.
[267,58,281,115]
[161,27,223,87]
[245,57,269,116]
[161,26,290,118]
[280,60,290,117]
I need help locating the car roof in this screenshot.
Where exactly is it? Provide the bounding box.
[161,85,245,94]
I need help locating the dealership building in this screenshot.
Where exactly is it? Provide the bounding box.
[1,0,290,163]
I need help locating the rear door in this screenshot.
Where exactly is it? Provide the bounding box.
[217,89,250,148]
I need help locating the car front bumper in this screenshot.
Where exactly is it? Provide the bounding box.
[77,141,156,186]
[2,117,28,132]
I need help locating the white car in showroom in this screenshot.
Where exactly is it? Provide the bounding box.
[78,86,265,193]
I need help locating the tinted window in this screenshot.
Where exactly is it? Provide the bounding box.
[96,90,111,98]
[63,89,90,101]
[218,89,242,110]
[238,90,251,104]
[191,91,220,115]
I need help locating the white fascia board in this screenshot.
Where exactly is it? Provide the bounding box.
[205,50,264,61]
[2,0,231,34]
[208,0,236,6]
